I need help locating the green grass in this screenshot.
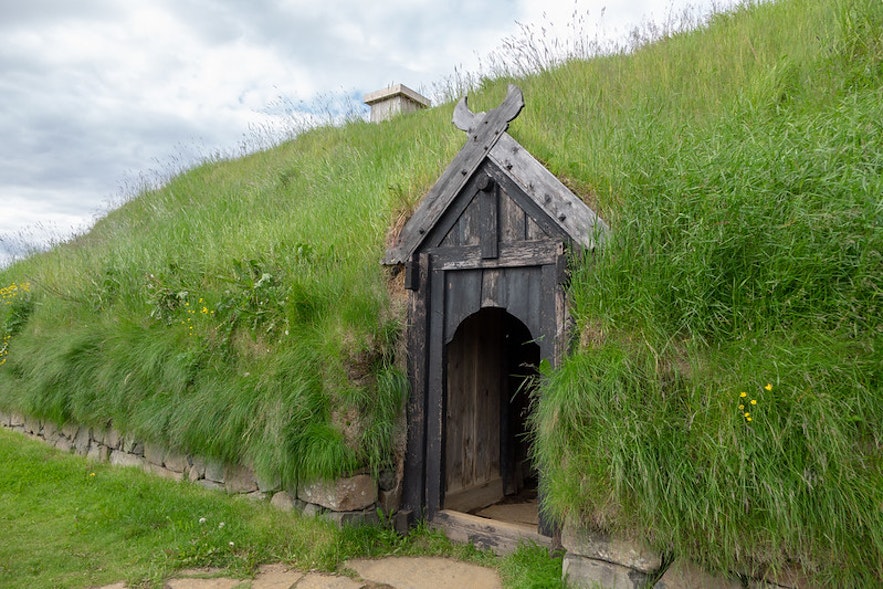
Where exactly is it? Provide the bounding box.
[1,0,881,585]
[0,428,561,589]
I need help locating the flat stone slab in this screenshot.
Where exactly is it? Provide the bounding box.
[164,579,242,589]
[296,573,365,589]
[475,501,539,526]
[251,563,304,588]
[299,474,377,511]
[97,556,503,589]
[346,556,502,589]
[562,524,662,573]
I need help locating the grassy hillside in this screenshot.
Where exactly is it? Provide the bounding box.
[1,0,880,585]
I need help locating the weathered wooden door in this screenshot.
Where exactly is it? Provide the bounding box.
[385,86,605,536]
[423,246,562,519]
[444,307,539,513]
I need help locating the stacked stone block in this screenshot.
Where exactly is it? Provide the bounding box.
[0,412,390,527]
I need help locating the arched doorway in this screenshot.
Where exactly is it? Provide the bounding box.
[444,307,540,516]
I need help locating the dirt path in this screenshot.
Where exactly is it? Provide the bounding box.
[96,557,502,589]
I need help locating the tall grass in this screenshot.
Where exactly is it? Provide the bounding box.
[527,0,882,585]
[0,0,880,584]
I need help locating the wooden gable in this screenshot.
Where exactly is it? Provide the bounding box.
[383,84,606,268]
[386,85,607,535]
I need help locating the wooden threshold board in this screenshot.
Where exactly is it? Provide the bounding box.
[430,509,552,556]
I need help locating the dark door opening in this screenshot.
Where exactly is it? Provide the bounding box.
[443,307,540,524]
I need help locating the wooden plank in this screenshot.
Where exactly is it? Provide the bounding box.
[402,253,430,514]
[462,195,481,246]
[404,258,419,291]
[445,327,466,494]
[476,310,501,487]
[431,510,553,555]
[444,269,482,343]
[444,479,504,512]
[425,265,447,518]
[489,165,565,242]
[445,308,504,510]
[526,216,547,240]
[479,186,499,259]
[540,263,558,362]
[488,132,608,252]
[480,268,501,308]
[384,85,525,265]
[435,187,477,249]
[429,241,561,271]
[499,187,526,243]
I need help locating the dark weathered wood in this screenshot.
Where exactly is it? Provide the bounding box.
[500,187,527,243]
[402,253,431,514]
[489,132,607,251]
[526,215,546,241]
[404,257,419,291]
[444,310,502,507]
[384,85,525,265]
[452,95,484,133]
[432,510,552,556]
[429,241,561,271]
[480,268,501,309]
[425,264,448,519]
[480,184,498,259]
[444,479,504,512]
[489,164,566,242]
[444,269,482,343]
[392,85,597,541]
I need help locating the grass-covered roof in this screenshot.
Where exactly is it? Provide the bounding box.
[1,0,880,584]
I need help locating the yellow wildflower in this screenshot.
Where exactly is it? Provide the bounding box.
[750,399,757,405]
[765,383,773,391]
[740,392,747,398]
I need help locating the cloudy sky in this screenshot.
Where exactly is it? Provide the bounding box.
[0,0,734,267]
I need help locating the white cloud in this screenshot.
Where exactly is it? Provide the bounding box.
[0,0,738,263]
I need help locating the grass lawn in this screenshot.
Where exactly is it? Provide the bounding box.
[0,428,563,588]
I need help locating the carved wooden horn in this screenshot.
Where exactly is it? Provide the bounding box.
[452,84,524,133]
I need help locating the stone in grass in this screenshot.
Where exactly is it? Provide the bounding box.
[302,503,324,518]
[653,558,743,589]
[104,429,122,450]
[54,437,74,453]
[298,474,378,512]
[42,420,59,440]
[203,460,225,483]
[109,450,144,469]
[73,427,91,455]
[43,423,62,446]
[146,463,183,481]
[270,491,297,512]
[61,422,79,441]
[163,451,190,473]
[86,444,110,463]
[224,463,258,494]
[143,443,165,466]
[256,470,282,494]
[197,479,225,492]
[23,417,41,436]
[563,554,650,589]
[562,524,663,574]
[322,508,380,528]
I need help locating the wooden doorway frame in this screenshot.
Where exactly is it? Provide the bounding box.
[401,241,567,535]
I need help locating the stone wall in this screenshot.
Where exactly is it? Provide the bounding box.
[0,411,397,527]
[561,522,815,589]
